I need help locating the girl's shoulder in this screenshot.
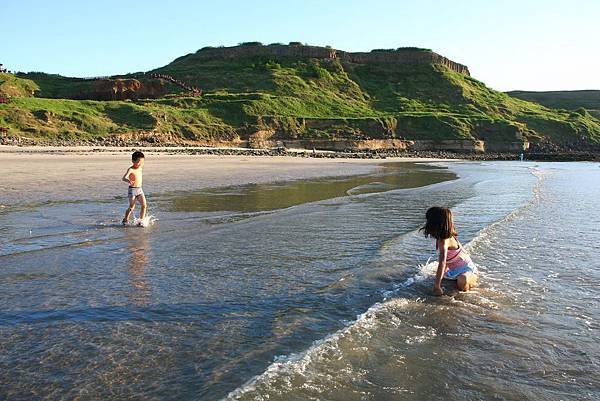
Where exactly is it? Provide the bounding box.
[448,236,461,248]
[437,237,459,250]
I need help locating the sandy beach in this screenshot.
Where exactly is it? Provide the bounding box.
[0,146,442,206]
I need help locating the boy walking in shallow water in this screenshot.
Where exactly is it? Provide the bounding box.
[122,151,147,225]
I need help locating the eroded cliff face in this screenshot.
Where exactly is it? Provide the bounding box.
[193,44,338,60]
[341,51,470,76]
[189,44,470,76]
[77,79,166,100]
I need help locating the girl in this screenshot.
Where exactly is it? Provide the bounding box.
[421,207,478,296]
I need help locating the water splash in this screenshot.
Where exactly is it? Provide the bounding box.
[132,215,157,228]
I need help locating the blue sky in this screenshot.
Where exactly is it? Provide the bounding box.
[2,0,599,91]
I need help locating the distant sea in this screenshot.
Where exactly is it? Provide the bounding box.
[1,161,598,400]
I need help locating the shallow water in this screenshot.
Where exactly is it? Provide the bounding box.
[0,161,598,400]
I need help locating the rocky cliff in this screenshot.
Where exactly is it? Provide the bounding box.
[76,78,166,100]
[183,43,470,76]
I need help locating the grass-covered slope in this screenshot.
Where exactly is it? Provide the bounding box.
[11,73,94,99]
[2,45,600,148]
[507,90,600,120]
[0,73,39,97]
[0,96,237,143]
[150,52,600,144]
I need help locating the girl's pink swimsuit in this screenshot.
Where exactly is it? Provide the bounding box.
[438,238,477,279]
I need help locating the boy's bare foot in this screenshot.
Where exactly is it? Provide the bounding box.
[122,218,128,226]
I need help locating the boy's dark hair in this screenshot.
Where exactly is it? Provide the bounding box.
[421,206,457,240]
[132,151,145,163]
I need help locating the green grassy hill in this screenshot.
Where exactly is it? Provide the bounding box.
[2,44,600,149]
[507,90,600,120]
[0,73,38,97]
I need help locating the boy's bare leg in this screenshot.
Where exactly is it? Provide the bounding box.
[138,194,147,220]
[123,197,136,224]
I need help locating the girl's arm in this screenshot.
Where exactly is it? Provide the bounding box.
[433,238,448,296]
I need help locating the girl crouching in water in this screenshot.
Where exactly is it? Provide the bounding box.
[422,207,478,296]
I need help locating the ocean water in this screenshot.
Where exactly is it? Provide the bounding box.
[0,161,598,400]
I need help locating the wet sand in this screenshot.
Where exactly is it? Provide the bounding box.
[0,146,444,206]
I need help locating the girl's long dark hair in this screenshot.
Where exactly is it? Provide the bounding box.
[421,206,457,240]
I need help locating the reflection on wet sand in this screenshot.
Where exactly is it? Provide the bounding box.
[168,162,456,213]
[126,231,150,306]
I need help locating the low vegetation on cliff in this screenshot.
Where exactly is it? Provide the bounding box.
[0,73,38,98]
[1,44,599,150]
[508,90,600,121]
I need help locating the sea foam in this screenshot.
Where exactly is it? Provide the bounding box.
[132,215,157,227]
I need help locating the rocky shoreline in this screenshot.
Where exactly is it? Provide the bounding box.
[172,148,600,161]
[2,137,599,161]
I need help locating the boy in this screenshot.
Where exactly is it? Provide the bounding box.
[122,151,147,225]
